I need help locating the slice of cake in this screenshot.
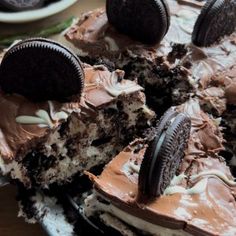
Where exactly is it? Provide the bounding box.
[0,39,155,188]
[84,99,236,236]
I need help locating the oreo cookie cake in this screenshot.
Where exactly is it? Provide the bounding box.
[61,2,236,232]
[0,38,154,188]
[66,0,236,168]
[83,99,236,236]
[3,0,236,235]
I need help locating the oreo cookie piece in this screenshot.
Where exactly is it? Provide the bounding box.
[139,108,191,197]
[192,0,236,46]
[106,0,170,45]
[0,38,84,102]
[0,0,44,12]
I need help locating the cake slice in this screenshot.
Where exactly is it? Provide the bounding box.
[0,41,154,188]
[84,99,236,236]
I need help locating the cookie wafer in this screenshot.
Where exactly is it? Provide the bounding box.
[139,108,191,197]
[106,0,170,45]
[0,38,84,102]
[192,0,236,46]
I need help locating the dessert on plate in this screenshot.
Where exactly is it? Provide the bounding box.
[2,0,236,235]
[17,100,236,236]
[0,38,154,188]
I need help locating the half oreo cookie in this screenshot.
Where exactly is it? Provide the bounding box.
[106,0,170,45]
[139,108,191,197]
[0,0,44,12]
[0,38,84,102]
[192,0,236,46]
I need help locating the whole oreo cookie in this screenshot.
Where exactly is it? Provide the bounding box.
[0,38,84,102]
[106,0,170,45]
[139,108,191,197]
[192,0,236,46]
[0,0,44,12]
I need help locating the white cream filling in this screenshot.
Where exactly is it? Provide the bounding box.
[175,9,198,35]
[85,193,190,236]
[0,157,27,183]
[100,213,138,236]
[16,101,68,128]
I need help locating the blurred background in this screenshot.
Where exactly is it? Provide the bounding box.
[0,0,103,235]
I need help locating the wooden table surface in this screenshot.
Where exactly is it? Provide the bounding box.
[0,1,104,235]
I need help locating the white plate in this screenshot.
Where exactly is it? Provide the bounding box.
[0,0,77,23]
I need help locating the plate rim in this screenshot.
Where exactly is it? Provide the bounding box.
[0,0,77,23]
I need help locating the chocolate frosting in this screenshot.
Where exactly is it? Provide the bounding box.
[182,33,236,85]
[0,58,142,161]
[88,99,236,236]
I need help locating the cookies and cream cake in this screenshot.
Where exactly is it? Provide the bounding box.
[2,0,236,235]
[64,0,236,174]
[0,39,154,188]
[84,99,236,236]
